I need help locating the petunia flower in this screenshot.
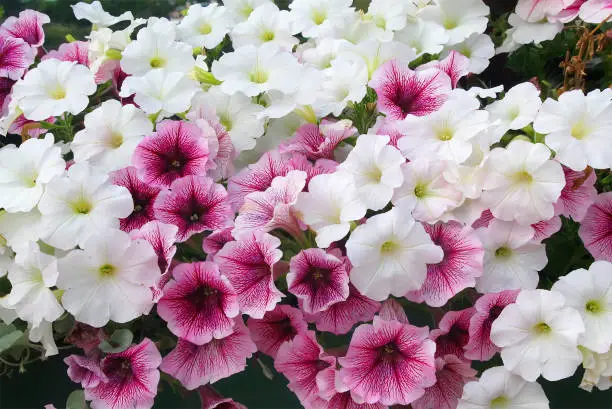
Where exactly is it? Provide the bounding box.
[578,192,612,262]
[247,304,308,358]
[554,166,597,222]
[420,0,489,45]
[288,0,353,39]
[579,0,612,23]
[446,33,495,75]
[198,386,248,409]
[42,41,89,65]
[420,50,470,88]
[231,3,298,51]
[202,227,234,260]
[430,308,475,359]
[71,1,133,27]
[0,9,49,47]
[515,0,575,22]
[0,34,35,81]
[177,3,232,49]
[530,215,562,242]
[110,167,161,233]
[65,353,108,389]
[281,119,355,161]
[486,82,542,142]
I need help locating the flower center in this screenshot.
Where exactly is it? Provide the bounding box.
[250,68,269,84]
[71,198,92,215]
[190,213,200,222]
[460,47,472,58]
[109,132,123,148]
[312,9,327,25]
[150,56,166,68]
[513,171,533,185]
[219,114,233,131]
[507,106,520,120]
[585,299,603,314]
[261,30,275,42]
[365,166,383,183]
[533,322,552,336]
[495,246,512,258]
[198,22,213,35]
[134,204,143,212]
[98,264,116,277]
[380,240,400,254]
[49,86,66,100]
[490,395,510,409]
[436,126,454,141]
[188,285,219,310]
[104,357,133,382]
[443,17,458,29]
[373,15,386,30]
[571,120,590,140]
[414,183,427,198]
[379,342,401,361]
[171,160,182,169]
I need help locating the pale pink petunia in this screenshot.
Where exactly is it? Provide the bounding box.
[378,298,409,324]
[339,317,437,406]
[132,120,210,188]
[370,117,406,149]
[215,231,284,318]
[247,304,308,358]
[280,119,356,160]
[65,354,108,389]
[420,51,470,88]
[464,289,519,361]
[0,10,49,47]
[287,248,350,314]
[579,191,612,262]
[531,215,562,242]
[202,227,235,260]
[198,386,247,409]
[275,331,336,408]
[0,34,35,80]
[516,0,575,22]
[8,114,55,138]
[429,308,475,360]
[233,170,307,239]
[157,261,239,345]
[160,318,257,390]
[111,166,161,232]
[369,59,452,120]
[42,41,89,65]
[86,338,162,409]
[305,283,380,335]
[411,355,477,409]
[471,209,495,230]
[406,222,484,308]
[154,175,233,242]
[579,0,612,23]
[554,166,598,222]
[549,0,586,22]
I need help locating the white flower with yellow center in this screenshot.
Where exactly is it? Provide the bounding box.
[486,82,542,142]
[231,3,298,51]
[177,3,232,49]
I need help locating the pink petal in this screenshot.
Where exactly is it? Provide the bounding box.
[202,227,235,260]
[111,167,161,232]
[471,209,494,229]
[8,114,55,138]
[378,299,409,324]
[0,10,49,47]
[280,119,356,160]
[554,165,598,222]
[247,304,308,358]
[197,386,247,409]
[65,353,108,389]
[531,215,562,242]
[42,41,89,65]
[0,34,35,80]
[420,51,470,88]
[429,308,475,360]
[579,192,612,262]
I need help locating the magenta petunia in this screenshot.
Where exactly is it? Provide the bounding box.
[430,308,475,360]
[86,338,162,409]
[338,317,436,406]
[111,166,161,232]
[554,166,598,222]
[202,227,235,260]
[464,290,519,361]
[132,120,210,188]
[406,222,484,308]
[317,368,389,409]
[530,215,562,242]
[42,41,89,65]
[305,283,380,335]
[280,119,356,160]
[233,170,307,239]
[411,355,477,409]
[378,298,409,324]
[420,51,470,88]
[215,231,284,318]
[65,354,108,389]
[247,304,308,358]
[160,318,257,390]
[0,77,14,114]
[0,10,49,48]
[275,331,336,408]
[579,191,612,262]
[0,34,35,80]
[198,386,247,409]
[369,59,451,120]
[8,114,55,138]
[471,209,494,229]
[287,248,350,314]
[154,175,233,242]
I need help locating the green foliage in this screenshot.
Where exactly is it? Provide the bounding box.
[0,324,23,354]
[99,329,134,353]
[66,390,88,409]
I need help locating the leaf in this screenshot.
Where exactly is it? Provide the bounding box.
[66,390,87,409]
[0,324,24,353]
[99,329,133,353]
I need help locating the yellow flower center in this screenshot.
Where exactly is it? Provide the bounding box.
[533,322,552,335]
[380,240,400,254]
[250,68,268,84]
[312,9,327,25]
[261,30,275,42]
[98,263,116,277]
[495,246,512,258]
[109,132,124,148]
[198,22,212,35]
[149,56,166,68]
[490,395,510,409]
[49,86,66,100]
[71,198,92,215]
[414,183,427,198]
[586,299,603,314]
[571,120,590,140]
[513,171,533,185]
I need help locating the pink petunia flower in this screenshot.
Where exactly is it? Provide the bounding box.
[233,170,307,239]
[369,117,407,149]
[65,353,108,389]
[8,114,55,138]
[64,323,106,354]
[419,51,470,88]
[86,338,162,409]
[406,222,484,308]
[304,283,380,335]
[429,308,475,360]
[0,34,35,80]
[378,298,409,324]
[280,119,356,160]
[160,318,257,390]
[464,290,519,361]
[369,59,452,120]
[554,166,598,222]
[111,166,161,232]
[158,261,239,345]
[42,41,89,65]
[215,231,284,318]
[197,386,247,409]
[471,209,494,229]
[530,215,562,242]
[275,331,336,408]
[132,120,210,188]
[411,355,477,409]
[247,304,308,358]
[0,77,15,114]
[339,317,437,406]
[316,368,388,409]
[202,227,235,260]
[0,10,49,48]
[287,248,350,314]
[579,191,612,262]
[154,175,233,242]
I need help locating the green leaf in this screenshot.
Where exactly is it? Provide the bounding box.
[0,324,24,353]
[99,329,133,353]
[66,390,87,409]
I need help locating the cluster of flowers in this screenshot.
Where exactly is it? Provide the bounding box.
[0,0,611,409]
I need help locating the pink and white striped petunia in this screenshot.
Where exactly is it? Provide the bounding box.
[339,317,437,406]
[316,368,388,409]
[198,386,247,409]
[65,353,108,389]
[0,10,49,48]
[579,191,612,262]
[406,221,484,307]
[157,261,239,345]
[370,117,407,149]
[132,120,210,188]
[287,248,350,314]
[247,304,308,358]
[516,0,575,22]
[369,59,452,120]
[280,119,356,160]
[202,227,235,260]
[42,41,89,65]
[154,175,233,242]
[378,298,409,324]
[160,318,257,390]
[0,77,15,114]
[420,50,470,88]
[554,166,598,222]
[429,308,475,360]
[215,231,284,318]
[111,166,161,232]
[0,34,35,80]
[8,114,55,138]
[86,338,162,409]
[464,290,519,361]
[530,215,562,242]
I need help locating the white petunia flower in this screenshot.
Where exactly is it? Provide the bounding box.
[487,82,542,141]
[0,209,44,250]
[580,348,612,392]
[338,39,416,79]
[364,0,410,42]
[177,3,232,49]
[38,163,133,251]
[28,320,58,357]
[507,13,563,45]
[346,205,444,301]
[481,140,564,225]
[315,55,368,117]
[299,38,349,70]
[72,100,153,171]
[420,0,489,45]
[337,134,404,211]
[446,33,495,74]
[0,134,65,213]
[533,89,612,171]
[72,1,133,27]
[394,18,448,57]
[294,172,366,248]
[288,0,354,39]
[491,289,585,382]
[57,228,160,327]
[231,3,298,51]
[457,366,549,409]
[467,84,504,99]
[552,261,612,354]
[87,18,146,74]
[475,220,547,293]
[12,59,96,121]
